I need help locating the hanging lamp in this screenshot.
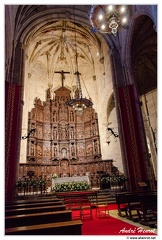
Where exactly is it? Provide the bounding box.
[89,5,130,36]
[65,11,93,111]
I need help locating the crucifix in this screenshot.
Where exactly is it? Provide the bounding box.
[55,70,70,87]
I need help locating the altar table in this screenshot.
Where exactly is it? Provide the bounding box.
[52,176,90,188]
[56,190,98,202]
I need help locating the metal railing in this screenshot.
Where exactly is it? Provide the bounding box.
[15,177,48,196]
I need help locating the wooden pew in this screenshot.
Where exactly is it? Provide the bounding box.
[125,191,157,222]
[5,204,66,216]
[5,200,63,210]
[5,210,72,228]
[6,197,60,206]
[136,194,157,228]
[124,192,141,221]
[5,220,82,235]
[115,192,129,217]
[36,196,57,200]
[115,191,157,221]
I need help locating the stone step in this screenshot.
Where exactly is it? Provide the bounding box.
[90,189,116,205]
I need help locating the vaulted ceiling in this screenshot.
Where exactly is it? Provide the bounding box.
[8,5,157,97]
[25,19,103,89]
[14,5,106,92]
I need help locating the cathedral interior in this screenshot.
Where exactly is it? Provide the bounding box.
[5,5,157,201]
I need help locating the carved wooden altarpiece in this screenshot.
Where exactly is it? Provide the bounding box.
[19,83,113,187]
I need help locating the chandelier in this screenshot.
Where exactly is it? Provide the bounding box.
[66,21,93,111]
[89,5,129,36]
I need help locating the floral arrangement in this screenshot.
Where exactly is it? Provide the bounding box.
[101,175,127,183]
[53,181,90,192]
[101,176,111,183]
[16,178,46,187]
[52,173,58,179]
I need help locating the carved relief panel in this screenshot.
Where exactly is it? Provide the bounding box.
[60,160,70,177]
[77,143,85,158]
[37,125,43,139]
[36,142,43,158]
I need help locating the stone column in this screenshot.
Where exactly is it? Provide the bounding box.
[5,42,25,201]
[109,48,151,191]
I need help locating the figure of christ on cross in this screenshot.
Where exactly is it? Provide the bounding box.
[55,70,70,87]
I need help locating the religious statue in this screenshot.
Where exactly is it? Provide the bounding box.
[36,145,42,156]
[92,123,96,136]
[62,148,67,158]
[61,127,66,140]
[94,141,98,153]
[70,127,74,139]
[71,146,75,156]
[86,144,93,155]
[30,142,34,156]
[70,111,74,122]
[53,129,57,139]
[54,147,57,157]
[53,111,57,122]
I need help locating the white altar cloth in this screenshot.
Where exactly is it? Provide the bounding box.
[52,176,90,188]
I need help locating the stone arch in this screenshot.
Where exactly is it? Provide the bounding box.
[121,12,157,182]
[12,6,114,170]
[122,12,157,85]
[9,5,115,121]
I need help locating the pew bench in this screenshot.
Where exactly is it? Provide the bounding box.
[5,210,72,228]
[135,194,157,228]
[36,196,57,200]
[5,200,63,210]
[5,220,82,235]
[6,197,60,206]
[124,193,141,222]
[115,192,129,217]
[5,204,66,216]
[124,192,157,222]
[116,191,157,223]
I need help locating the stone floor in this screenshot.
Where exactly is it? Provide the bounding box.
[109,209,157,235]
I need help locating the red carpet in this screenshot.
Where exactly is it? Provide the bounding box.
[72,204,157,235]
